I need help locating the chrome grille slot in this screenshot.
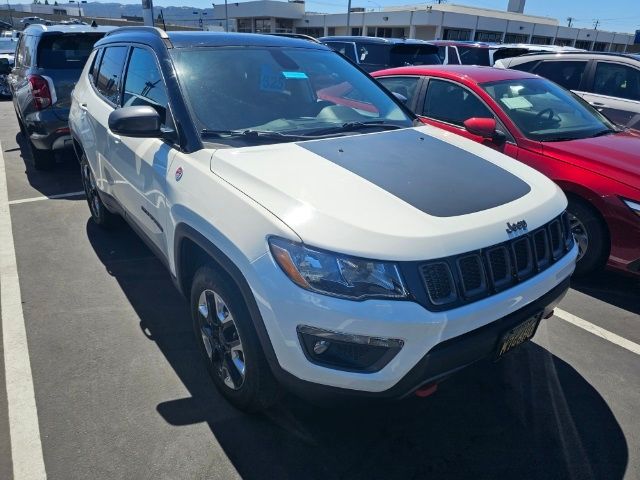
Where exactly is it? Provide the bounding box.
[512,237,534,279]
[533,229,550,269]
[548,219,564,259]
[561,211,573,249]
[486,246,512,291]
[456,254,487,298]
[420,262,457,305]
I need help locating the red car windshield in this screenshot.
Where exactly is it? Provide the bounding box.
[482,78,616,142]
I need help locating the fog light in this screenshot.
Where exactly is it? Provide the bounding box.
[297,325,403,373]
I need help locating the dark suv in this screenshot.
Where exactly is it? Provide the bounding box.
[320,36,440,72]
[9,24,113,169]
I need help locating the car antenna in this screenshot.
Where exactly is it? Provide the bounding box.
[91,20,98,28]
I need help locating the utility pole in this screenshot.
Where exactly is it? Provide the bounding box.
[224,0,228,32]
[593,19,599,30]
[566,17,573,28]
[141,0,155,27]
[6,0,13,28]
[346,0,351,33]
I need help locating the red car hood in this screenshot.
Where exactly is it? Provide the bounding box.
[542,131,640,189]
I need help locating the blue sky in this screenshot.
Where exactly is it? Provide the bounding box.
[14,0,640,33]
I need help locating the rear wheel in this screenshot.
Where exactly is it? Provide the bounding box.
[567,198,608,277]
[190,265,279,412]
[80,152,119,228]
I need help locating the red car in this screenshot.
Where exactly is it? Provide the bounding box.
[372,65,640,277]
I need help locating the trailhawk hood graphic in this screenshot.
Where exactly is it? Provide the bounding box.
[211,126,566,260]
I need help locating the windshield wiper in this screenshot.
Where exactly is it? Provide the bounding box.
[301,121,405,136]
[201,129,310,140]
[590,128,617,138]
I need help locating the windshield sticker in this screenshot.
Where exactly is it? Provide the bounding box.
[260,64,285,92]
[282,71,308,80]
[500,97,533,110]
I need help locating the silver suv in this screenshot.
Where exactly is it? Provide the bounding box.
[9,24,113,169]
[496,52,640,130]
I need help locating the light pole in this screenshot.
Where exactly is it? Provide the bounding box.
[346,0,351,33]
[6,0,13,28]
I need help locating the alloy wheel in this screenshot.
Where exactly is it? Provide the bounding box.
[568,212,588,261]
[81,161,101,219]
[197,289,246,390]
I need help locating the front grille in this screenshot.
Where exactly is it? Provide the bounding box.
[419,213,574,311]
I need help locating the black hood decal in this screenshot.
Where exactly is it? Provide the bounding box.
[298,129,531,217]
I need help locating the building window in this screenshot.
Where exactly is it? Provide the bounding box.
[275,18,293,33]
[254,18,271,33]
[295,27,323,38]
[53,8,67,15]
[593,42,608,52]
[237,18,252,33]
[351,27,362,36]
[610,43,627,52]
[474,31,502,43]
[530,36,551,45]
[373,27,393,38]
[443,28,471,41]
[554,38,573,47]
[574,40,592,50]
[327,27,336,36]
[367,27,376,36]
[504,33,528,43]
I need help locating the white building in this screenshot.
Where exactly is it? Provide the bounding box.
[210,0,634,52]
[11,3,84,17]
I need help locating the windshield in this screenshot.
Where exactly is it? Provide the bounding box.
[171,46,413,144]
[457,46,490,66]
[37,33,104,70]
[482,78,615,142]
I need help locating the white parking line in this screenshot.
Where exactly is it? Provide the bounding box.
[8,190,85,205]
[0,142,47,479]
[555,308,640,356]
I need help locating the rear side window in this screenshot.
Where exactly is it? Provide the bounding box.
[377,76,420,105]
[325,42,357,62]
[89,48,103,84]
[592,62,640,101]
[95,46,128,105]
[457,46,490,66]
[423,79,492,126]
[509,60,539,72]
[532,61,587,91]
[36,33,104,69]
[122,48,169,124]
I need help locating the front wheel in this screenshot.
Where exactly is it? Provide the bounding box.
[567,198,608,277]
[80,152,119,228]
[190,265,279,412]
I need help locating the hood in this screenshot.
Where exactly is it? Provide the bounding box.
[211,126,566,261]
[542,131,640,189]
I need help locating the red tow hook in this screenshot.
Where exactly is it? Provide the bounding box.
[414,383,438,398]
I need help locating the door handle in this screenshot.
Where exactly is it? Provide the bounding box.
[590,102,605,107]
[107,129,121,144]
[79,103,88,111]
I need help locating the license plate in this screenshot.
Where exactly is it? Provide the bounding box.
[496,313,542,358]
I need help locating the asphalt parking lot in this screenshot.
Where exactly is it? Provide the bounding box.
[0,99,639,480]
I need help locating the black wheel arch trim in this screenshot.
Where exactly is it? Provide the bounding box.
[173,223,283,374]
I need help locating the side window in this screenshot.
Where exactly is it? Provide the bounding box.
[15,35,27,67]
[122,47,169,124]
[436,46,446,63]
[447,47,460,65]
[89,48,103,84]
[326,42,357,62]
[592,62,640,101]
[23,35,33,67]
[532,61,587,90]
[510,60,539,72]
[95,46,128,105]
[423,79,492,126]
[377,76,420,105]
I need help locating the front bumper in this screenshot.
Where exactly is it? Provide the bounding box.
[248,243,577,395]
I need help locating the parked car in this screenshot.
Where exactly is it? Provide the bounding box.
[70,28,576,411]
[431,40,582,66]
[0,39,16,98]
[495,52,640,130]
[320,36,440,72]
[372,65,640,277]
[0,20,14,32]
[19,17,49,28]
[8,24,114,169]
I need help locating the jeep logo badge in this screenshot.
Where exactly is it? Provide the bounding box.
[506,220,527,234]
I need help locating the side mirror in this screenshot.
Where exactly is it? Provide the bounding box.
[463,117,506,146]
[108,106,161,138]
[392,91,408,104]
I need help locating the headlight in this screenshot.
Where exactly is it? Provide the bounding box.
[622,198,640,218]
[268,237,407,300]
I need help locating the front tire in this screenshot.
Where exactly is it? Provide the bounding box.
[80,152,119,228]
[190,265,279,412]
[567,197,608,277]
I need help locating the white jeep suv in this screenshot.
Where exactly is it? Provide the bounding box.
[69,28,577,411]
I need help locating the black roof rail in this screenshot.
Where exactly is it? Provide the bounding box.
[514,50,634,59]
[104,26,169,40]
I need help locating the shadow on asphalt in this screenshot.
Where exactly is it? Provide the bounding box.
[86,220,628,480]
[12,132,83,198]
[571,270,640,316]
